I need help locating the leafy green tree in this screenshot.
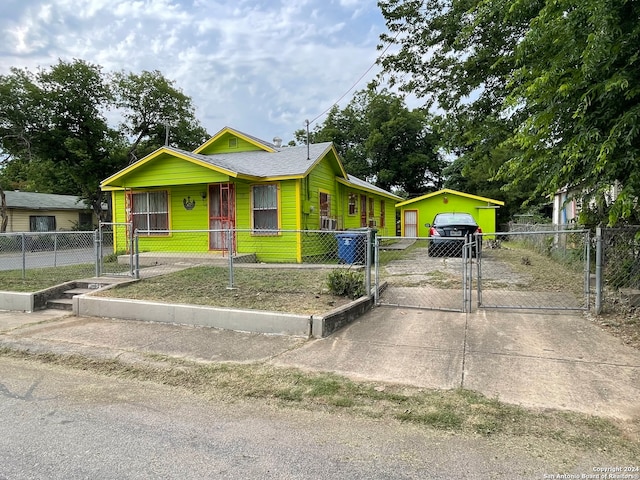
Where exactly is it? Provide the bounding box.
[501,0,640,225]
[113,70,209,162]
[297,87,444,194]
[0,61,209,222]
[378,0,541,211]
[378,0,640,225]
[0,59,116,218]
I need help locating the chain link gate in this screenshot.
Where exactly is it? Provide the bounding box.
[98,222,137,277]
[375,229,590,313]
[476,229,591,311]
[375,235,473,312]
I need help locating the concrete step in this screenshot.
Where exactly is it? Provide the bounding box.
[61,288,94,299]
[46,298,73,311]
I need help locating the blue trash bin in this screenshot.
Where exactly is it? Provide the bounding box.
[337,232,364,264]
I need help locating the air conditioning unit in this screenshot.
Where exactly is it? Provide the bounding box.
[321,217,338,230]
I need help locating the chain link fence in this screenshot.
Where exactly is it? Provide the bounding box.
[124,228,374,294]
[477,229,590,310]
[0,231,101,280]
[375,226,591,312]
[598,226,640,313]
[3,222,639,319]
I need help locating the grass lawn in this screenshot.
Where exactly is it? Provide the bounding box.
[97,266,352,315]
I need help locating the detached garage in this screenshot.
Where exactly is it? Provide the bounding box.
[396,189,504,237]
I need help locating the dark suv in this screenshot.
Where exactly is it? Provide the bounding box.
[427,212,482,257]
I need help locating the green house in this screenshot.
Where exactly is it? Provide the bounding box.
[100,127,400,262]
[396,189,504,237]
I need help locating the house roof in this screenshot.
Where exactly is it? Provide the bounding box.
[395,188,505,207]
[339,175,402,200]
[169,142,337,179]
[100,127,399,200]
[3,191,92,211]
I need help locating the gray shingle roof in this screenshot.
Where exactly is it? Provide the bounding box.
[346,175,401,199]
[165,142,401,199]
[3,191,91,210]
[168,142,334,178]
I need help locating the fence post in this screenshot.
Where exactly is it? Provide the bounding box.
[365,229,372,297]
[584,230,591,310]
[374,234,379,305]
[21,233,26,280]
[476,234,482,308]
[462,236,468,312]
[227,228,234,289]
[134,230,140,279]
[595,227,603,314]
[53,232,58,267]
[94,229,100,277]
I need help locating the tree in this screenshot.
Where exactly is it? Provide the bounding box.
[378,0,640,225]
[0,60,209,222]
[113,70,209,162]
[377,0,541,210]
[501,0,640,225]
[0,59,116,219]
[297,86,445,194]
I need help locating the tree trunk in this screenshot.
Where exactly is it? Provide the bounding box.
[0,187,8,233]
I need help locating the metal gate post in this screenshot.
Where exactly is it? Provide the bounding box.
[94,229,100,277]
[462,236,469,312]
[134,230,140,279]
[476,234,482,308]
[374,234,379,304]
[365,229,372,298]
[227,228,234,290]
[584,230,591,310]
[21,233,26,280]
[595,227,603,314]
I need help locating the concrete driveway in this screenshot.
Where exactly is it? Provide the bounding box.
[273,307,640,420]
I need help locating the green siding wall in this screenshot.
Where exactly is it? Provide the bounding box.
[235,180,300,262]
[119,155,230,187]
[198,133,265,155]
[400,192,499,237]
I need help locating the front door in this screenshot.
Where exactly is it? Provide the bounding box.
[209,183,235,251]
[404,210,418,237]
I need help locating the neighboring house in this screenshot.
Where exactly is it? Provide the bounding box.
[1,191,96,233]
[396,188,504,237]
[552,183,621,226]
[100,127,400,262]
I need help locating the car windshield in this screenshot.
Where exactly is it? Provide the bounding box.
[434,213,476,225]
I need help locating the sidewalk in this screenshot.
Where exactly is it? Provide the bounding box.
[0,310,305,364]
[1,306,640,421]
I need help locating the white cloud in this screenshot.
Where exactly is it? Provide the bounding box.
[0,0,387,142]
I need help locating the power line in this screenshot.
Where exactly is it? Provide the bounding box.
[307,31,400,127]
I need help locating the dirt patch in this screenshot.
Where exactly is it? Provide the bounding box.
[588,308,640,351]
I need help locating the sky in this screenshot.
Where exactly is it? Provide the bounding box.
[0,0,391,144]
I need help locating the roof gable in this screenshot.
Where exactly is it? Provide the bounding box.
[193,126,277,155]
[396,188,504,207]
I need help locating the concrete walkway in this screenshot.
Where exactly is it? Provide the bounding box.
[1,306,639,420]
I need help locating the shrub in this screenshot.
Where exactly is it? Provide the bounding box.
[327,268,365,299]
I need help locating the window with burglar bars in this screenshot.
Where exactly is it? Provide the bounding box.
[30,215,56,232]
[131,191,169,234]
[252,184,278,231]
[348,193,357,215]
